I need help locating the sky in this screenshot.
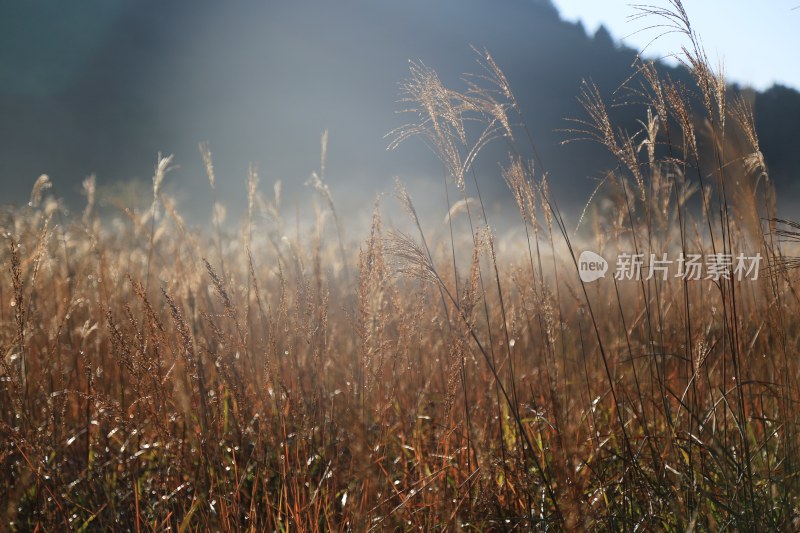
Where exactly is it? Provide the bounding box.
[552,0,800,91]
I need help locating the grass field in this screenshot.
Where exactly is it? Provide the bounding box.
[3,2,800,530]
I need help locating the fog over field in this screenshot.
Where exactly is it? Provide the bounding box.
[2,0,799,224]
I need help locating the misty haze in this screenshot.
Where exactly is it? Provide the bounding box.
[3,0,799,221]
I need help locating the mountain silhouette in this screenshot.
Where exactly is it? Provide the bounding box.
[1,0,797,221]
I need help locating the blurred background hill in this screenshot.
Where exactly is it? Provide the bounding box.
[1,0,798,221]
